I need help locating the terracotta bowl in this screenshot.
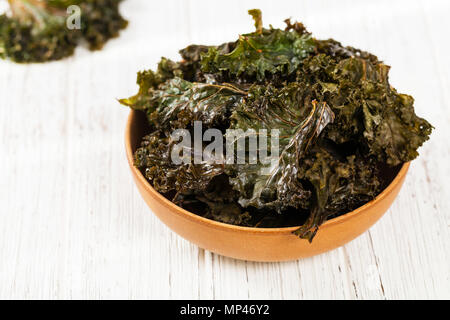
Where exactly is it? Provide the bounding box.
[125,110,410,262]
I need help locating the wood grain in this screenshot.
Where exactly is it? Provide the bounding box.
[0,0,448,299]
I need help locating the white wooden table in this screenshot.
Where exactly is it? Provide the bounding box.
[0,0,449,300]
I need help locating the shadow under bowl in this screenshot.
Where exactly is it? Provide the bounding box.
[125,110,410,262]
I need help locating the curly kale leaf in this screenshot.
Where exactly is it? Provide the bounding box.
[134,132,225,195]
[119,70,164,110]
[227,84,335,213]
[200,10,315,81]
[78,0,128,50]
[294,146,381,241]
[121,76,247,131]
[119,57,192,110]
[136,133,249,225]
[0,0,127,63]
[362,91,433,166]
[297,51,433,166]
[330,57,432,165]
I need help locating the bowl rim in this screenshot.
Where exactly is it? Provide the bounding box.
[125,110,410,235]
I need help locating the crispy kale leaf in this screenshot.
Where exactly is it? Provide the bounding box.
[121,9,433,241]
[227,84,335,213]
[200,9,315,81]
[134,132,224,195]
[296,50,433,166]
[0,0,127,63]
[122,76,246,131]
[78,0,128,50]
[294,146,382,240]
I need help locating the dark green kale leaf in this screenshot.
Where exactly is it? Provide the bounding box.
[119,57,191,110]
[200,9,315,81]
[362,91,433,166]
[294,145,381,241]
[150,78,246,131]
[122,76,247,132]
[194,174,251,226]
[297,52,433,166]
[316,38,380,65]
[227,84,335,213]
[0,0,127,63]
[119,69,164,110]
[134,132,225,195]
[179,43,236,83]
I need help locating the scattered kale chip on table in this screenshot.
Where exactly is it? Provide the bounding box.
[0,0,128,63]
[120,9,432,241]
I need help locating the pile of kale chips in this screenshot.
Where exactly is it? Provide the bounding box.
[121,10,432,241]
[0,0,127,63]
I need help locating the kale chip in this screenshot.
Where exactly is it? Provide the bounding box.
[120,10,432,241]
[0,0,127,63]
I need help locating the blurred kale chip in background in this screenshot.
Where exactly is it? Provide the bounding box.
[0,0,128,63]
